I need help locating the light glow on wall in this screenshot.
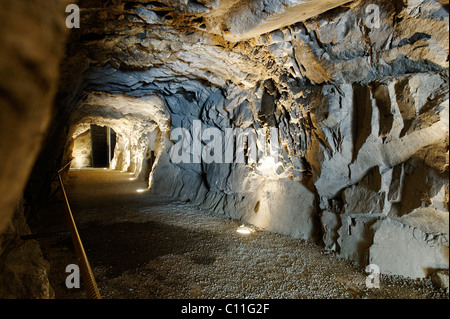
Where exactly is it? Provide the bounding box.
[255,156,281,176]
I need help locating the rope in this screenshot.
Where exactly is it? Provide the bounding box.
[58,161,101,299]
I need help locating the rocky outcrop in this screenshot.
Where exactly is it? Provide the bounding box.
[0,201,54,299]
[369,210,448,278]
[71,124,93,169]
[0,0,71,234]
[0,0,71,298]
[432,269,449,291]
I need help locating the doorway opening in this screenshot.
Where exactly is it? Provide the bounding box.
[71,124,116,169]
[90,125,116,168]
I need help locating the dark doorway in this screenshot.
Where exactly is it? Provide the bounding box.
[90,125,116,168]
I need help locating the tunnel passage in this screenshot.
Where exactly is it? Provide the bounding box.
[72,124,116,169]
[0,0,448,299]
[90,125,116,168]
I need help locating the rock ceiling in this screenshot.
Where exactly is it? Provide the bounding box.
[52,0,450,279]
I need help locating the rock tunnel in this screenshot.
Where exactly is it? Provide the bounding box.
[0,0,449,300]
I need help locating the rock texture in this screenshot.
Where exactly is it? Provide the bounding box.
[431,269,449,291]
[0,0,71,233]
[1,0,448,298]
[0,201,54,299]
[0,0,71,298]
[71,124,93,168]
[54,0,449,279]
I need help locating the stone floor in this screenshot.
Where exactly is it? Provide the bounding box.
[34,169,448,299]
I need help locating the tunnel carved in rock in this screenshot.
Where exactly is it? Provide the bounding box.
[0,0,449,298]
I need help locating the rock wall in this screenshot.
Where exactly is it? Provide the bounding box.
[6,0,445,289]
[0,0,71,233]
[71,124,92,169]
[0,0,71,298]
[56,0,449,279]
[0,0,447,299]
[66,93,166,180]
[0,201,53,299]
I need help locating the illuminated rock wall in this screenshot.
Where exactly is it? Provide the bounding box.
[1,0,446,294]
[59,0,448,278]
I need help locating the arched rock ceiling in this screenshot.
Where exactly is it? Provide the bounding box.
[64,0,450,146]
[68,0,355,93]
[29,0,450,280]
[67,0,449,96]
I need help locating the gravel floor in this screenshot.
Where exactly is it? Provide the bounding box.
[37,169,448,299]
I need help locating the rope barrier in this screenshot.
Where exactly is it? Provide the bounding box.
[58,161,101,299]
